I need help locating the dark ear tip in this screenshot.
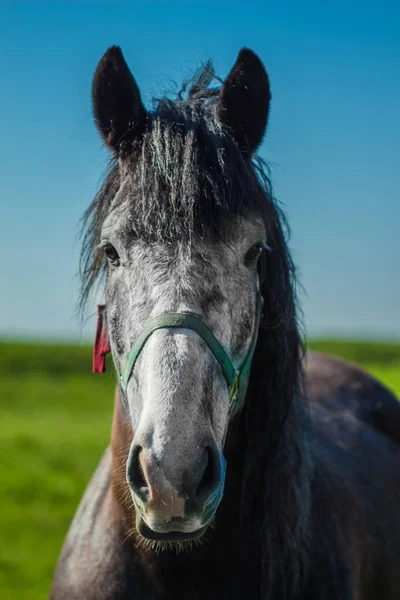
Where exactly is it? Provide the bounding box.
[96,46,126,70]
[236,48,270,83]
[105,45,123,57]
[227,48,270,97]
[237,47,261,62]
[92,47,125,94]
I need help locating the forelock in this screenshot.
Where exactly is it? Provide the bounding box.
[115,101,264,243]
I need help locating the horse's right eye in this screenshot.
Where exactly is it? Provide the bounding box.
[103,243,120,265]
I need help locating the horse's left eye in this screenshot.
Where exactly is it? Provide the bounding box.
[244,243,263,266]
[103,243,120,265]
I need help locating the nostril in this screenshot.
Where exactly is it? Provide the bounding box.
[196,447,220,502]
[127,445,148,501]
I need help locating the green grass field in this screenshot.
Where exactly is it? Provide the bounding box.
[0,340,399,600]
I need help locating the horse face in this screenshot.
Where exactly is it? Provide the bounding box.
[92,45,271,542]
[101,208,265,540]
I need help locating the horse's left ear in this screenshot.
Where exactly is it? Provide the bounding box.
[218,48,271,155]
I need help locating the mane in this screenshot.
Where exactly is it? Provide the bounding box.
[79,63,312,599]
[242,214,312,599]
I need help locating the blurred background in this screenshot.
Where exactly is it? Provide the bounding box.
[0,1,399,598]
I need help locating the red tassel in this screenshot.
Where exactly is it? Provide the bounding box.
[93,305,111,373]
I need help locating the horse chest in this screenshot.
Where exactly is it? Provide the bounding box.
[130,554,251,600]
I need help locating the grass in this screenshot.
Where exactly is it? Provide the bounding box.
[307,339,400,397]
[0,340,399,599]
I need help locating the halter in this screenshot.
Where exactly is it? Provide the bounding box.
[94,287,263,413]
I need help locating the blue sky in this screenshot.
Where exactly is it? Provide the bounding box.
[1,1,399,341]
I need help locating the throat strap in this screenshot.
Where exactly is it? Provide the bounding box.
[114,292,263,412]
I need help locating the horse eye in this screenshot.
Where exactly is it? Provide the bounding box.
[244,243,263,266]
[103,243,120,265]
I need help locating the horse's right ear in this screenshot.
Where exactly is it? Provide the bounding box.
[92,46,147,154]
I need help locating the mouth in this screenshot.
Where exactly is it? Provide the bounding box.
[131,488,222,545]
[137,518,211,542]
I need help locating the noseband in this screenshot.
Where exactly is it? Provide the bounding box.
[94,288,263,413]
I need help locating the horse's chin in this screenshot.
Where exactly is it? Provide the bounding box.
[136,517,211,547]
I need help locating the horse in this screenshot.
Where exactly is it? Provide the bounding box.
[50,46,400,599]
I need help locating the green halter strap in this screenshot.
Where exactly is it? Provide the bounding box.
[113,291,263,412]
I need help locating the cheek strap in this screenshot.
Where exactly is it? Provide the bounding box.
[92,304,111,374]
